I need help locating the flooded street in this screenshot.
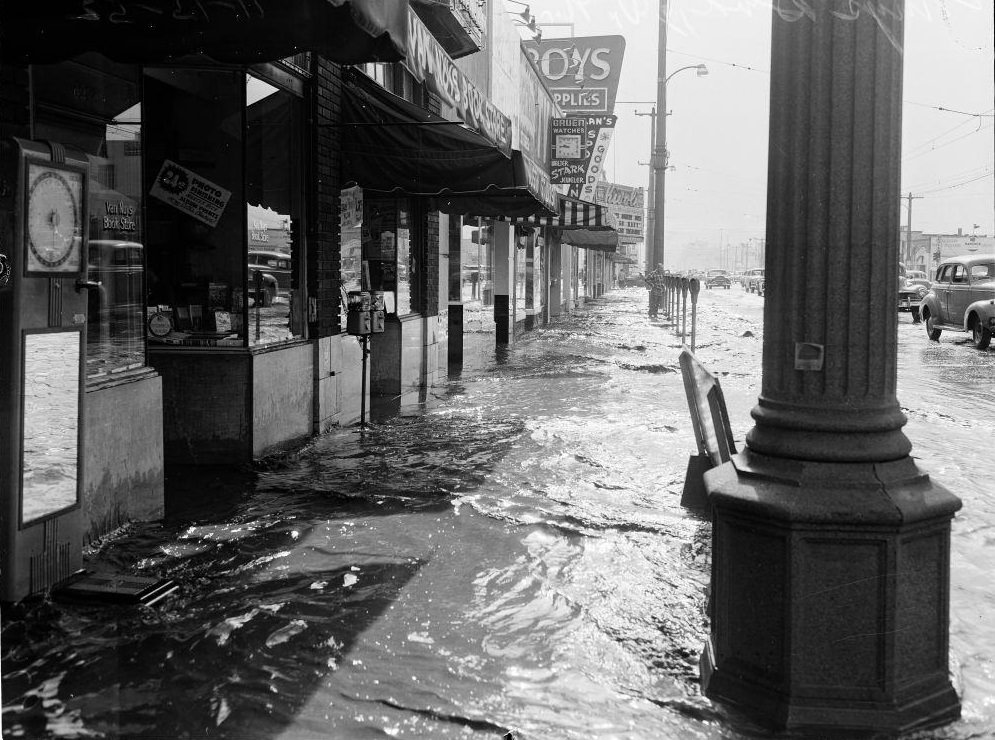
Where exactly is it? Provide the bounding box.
[3,286,993,740]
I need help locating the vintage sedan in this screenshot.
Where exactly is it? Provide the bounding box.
[704,269,732,289]
[898,277,927,322]
[919,254,995,349]
[743,268,765,293]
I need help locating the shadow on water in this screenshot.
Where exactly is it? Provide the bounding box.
[1,412,530,739]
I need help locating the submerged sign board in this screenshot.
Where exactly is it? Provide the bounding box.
[524,36,625,115]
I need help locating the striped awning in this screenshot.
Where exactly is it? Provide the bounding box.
[497,194,617,230]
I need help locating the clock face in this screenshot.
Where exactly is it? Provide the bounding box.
[147,312,173,338]
[25,162,84,274]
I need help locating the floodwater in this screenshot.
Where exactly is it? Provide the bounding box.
[2,286,992,739]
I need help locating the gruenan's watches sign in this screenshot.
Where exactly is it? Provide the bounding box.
[594,181,644,243]
[406,9,512,156]
[524,36,626,115]
[550,115,617,191]
[149,160,231,228]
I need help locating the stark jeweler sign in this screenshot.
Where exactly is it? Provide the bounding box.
[150,160,231,228]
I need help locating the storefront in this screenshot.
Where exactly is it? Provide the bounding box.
[498,194,619,316]
[0,1,409,600]
[338,24,555,387]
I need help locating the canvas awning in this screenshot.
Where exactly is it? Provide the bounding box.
[341,68,556,217]
[496,193,617,230]
[1,0,408,65]
[494,192,618,251]
[560,228,619,253]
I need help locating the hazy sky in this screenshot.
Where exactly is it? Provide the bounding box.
[509,0,994,259]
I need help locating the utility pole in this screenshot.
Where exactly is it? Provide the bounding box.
[652,0,669,271]
[635,107,656,273]
[904,191,923,268]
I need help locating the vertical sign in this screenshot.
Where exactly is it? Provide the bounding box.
[550,115,617,199]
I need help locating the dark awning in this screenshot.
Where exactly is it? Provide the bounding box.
[560,228,619,252]
[341,68,556,218]
[1,0,408,65]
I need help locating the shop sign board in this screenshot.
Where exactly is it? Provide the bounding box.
[524,36,626,115]
[406,9,512,156]
[149,159,231,228]
[595,181,644,243]
[550,115,617,191]
[517,49,560,213]
[933,234,995,263]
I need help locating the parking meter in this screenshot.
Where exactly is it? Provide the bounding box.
[680,277,690,343]
[346,290,371,335]
[370,290,385,334]
[688,278,700,351]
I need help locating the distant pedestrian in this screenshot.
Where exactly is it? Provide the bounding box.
[645,264,664,317]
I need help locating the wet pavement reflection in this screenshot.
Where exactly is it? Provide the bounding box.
[2,285,992,739]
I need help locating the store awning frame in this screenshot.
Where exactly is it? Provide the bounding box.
[340,68,556,217]
[496,193,618,230]
[560,228,619,253]
[1,0,408,65]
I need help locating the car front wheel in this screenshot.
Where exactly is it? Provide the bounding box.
[924,310,941,341]
[972,321,992,350]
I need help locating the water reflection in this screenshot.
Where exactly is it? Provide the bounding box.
[21,331,81,523]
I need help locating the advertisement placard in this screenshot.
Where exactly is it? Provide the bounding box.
[149,159,231,228]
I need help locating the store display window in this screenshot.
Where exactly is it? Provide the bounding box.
[32,55,146,382]
[143,68,305,348]
[360,198,418,318]
[515,226,528,317]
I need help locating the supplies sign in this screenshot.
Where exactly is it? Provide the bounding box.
[150,160,231,228]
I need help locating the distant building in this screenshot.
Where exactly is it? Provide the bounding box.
[901,229,993,273]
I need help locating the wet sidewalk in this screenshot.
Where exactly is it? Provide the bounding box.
[3,287,992,739]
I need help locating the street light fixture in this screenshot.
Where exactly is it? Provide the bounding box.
[651,59,708,273]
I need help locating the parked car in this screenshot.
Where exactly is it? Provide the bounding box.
[704,269,731,289]
[618,273,645,288]
[919,254,995,349]
[905,269,931,289]
[248,249,292,296]
[743,268,765,293]
[248,265,279,307]
[898,278,927,322]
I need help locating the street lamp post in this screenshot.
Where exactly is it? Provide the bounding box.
[652,57,708,272]
[635,107,657,273]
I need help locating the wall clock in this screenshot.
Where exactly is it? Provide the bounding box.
[24,161,86,275]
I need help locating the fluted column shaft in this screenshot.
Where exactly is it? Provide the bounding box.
[747,0,909,462]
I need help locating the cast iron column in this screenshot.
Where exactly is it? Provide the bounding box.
[701,1,962,733]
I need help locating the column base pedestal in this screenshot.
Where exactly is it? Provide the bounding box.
[701,450,962,734]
